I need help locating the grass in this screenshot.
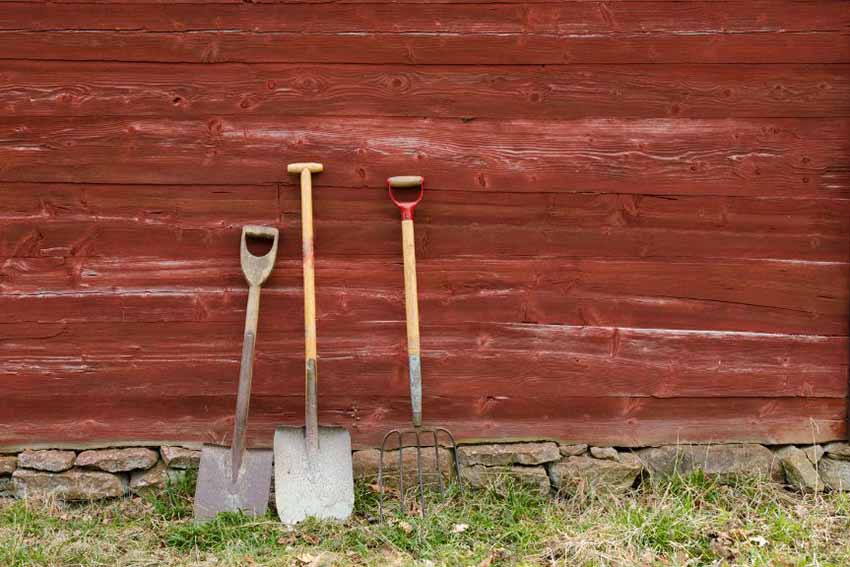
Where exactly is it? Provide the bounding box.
[1,470,850,566]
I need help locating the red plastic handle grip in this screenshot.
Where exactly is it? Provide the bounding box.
[387,176,424,220]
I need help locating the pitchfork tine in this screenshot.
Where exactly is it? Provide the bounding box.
[413,430,426,516]
[430,429,445,495]
[398,432,405,514]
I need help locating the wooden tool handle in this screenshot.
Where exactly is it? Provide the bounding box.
[388,175,424,188]
[231,283,260,480]
[240,225,279,288]
[299,167,320,452]
[401,219,423,427]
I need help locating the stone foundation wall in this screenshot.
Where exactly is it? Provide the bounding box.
[3,441,850,501]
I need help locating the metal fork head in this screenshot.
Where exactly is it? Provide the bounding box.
[377,427,462,521]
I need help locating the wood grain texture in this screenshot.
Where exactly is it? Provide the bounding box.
[1,322,846,401]
[0,400,844,450]
[1,417,845,453]
[1,394,843,428]
[3,62,849,119]
[1,1,848,448]
[1,1,847,63]
[4,184,848,243]
[4,1,847,33]
[1,117,846,196]
[13,320,841,361]
[3,194,847,262]
[1,257,846,335]
[3,31,845,65]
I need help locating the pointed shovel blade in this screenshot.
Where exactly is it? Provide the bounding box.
[274,426,354,525]
[193,445,273,521]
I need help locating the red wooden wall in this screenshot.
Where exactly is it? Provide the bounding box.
[1,1,848,450]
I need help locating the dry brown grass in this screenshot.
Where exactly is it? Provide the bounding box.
[1,470,849,566]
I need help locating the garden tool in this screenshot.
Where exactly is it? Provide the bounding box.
[194,225,279,521]
[378,176,462,521]
[275,162,354,525]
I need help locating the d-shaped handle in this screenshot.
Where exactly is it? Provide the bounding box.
[388,176,424,221]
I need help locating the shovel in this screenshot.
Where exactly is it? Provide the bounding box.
[274,162,354,525]
[194,225,279,521]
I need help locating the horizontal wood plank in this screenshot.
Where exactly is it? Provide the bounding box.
[1,117,846,196]
[0,397,844,449]
[3,62,849,119]
[3,31,845,65]
[0,193,850,262]
[1,257,847,335]
[4,184,848,244]
[0,1,846,63]
[2,350,845,400]
[1,321,845,365]
[1,417,844,452]
[2,395,842,423]
[4,2,847,33]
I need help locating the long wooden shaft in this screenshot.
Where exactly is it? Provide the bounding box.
[231,283,260,480]
[401,219,422,427]
[301,168,319,451]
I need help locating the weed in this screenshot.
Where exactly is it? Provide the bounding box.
[144,467,197,520]
[165,511,285,553]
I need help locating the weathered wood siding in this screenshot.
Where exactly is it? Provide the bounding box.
[1,1,848,449]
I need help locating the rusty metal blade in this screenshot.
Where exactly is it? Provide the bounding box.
[193,445,273,521]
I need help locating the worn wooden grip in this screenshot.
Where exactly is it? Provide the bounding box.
[231,284,260,479]
[287,162,323,174]
[290,164,321,449]
[301,169,317,362]
[401,219,422,426]
[388,175,424,188]
[243,225,278,240]
[240,226,279,288]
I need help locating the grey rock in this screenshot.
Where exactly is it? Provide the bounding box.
[636,446,688,480]
[129,461,183,494]
[0,477,14,498]
[458,442,560,467]
[460,464,550,494]
[636,444,783,482]
[558,444,588,457]
[775,446,821,492]
[589,447,619,461]
[76,448,159,473]
[549,455,641,494]
[160,446,201,469]
[13,468,127,500]
[802,445,825,466]
[823,442,850,462]
[18,450,76,472]
[352,447,455,487]
[819,458,850,491]
[0,455,17,476]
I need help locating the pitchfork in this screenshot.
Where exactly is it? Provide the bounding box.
[378,176,462,520]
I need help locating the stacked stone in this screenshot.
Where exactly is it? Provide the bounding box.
[4,446,200,501]
[3,442,850,502]
[352,446,456,488]
[458,442,559,494]
[449,443,641,494]
[550,445,642,494]
[0,453,17,497]
[810,442,850,492]
[351,441,850,496]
